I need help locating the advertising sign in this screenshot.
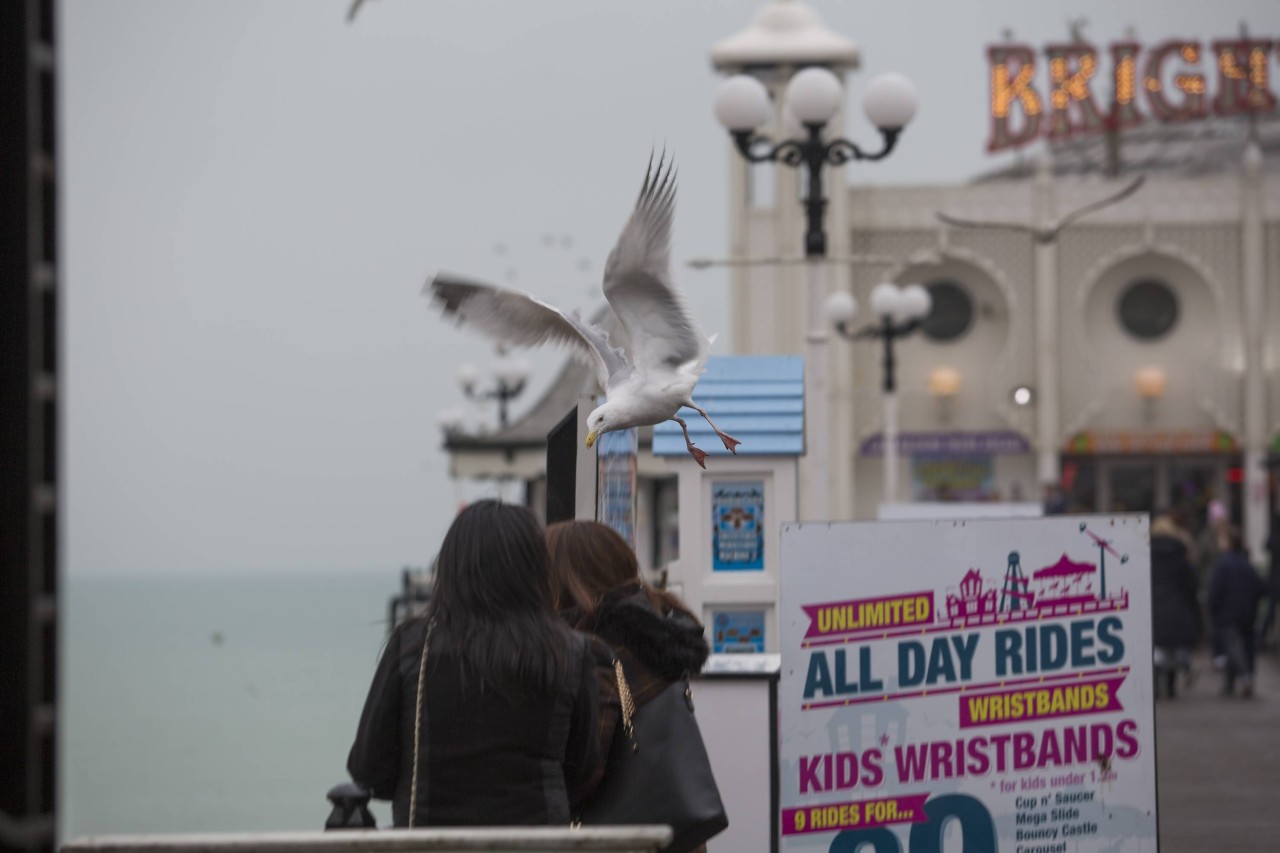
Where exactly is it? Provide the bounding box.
[597,428,637,548]
[713,481,765,571]
[713,610,767,654]
[778,515,1156,852]
[986,38,1277,151]
[910,454,995,502]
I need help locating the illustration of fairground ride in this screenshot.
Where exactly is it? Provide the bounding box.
[942,523,1130,628]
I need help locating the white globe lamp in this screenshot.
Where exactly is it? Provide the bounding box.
[823,291,858,328]
[863,72,919,130]
[899,284,933,321]
[714,74,771,132]
[869,282,903,320]
[785,66,843,126]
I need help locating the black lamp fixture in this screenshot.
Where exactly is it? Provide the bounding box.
[713,67,919,259]
[449,347,533,431]
[824,282,933,504]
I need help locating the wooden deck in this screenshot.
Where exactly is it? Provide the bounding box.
[1156,648,1280,851]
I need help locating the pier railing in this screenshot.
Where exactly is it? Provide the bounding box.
[61,827,673,853]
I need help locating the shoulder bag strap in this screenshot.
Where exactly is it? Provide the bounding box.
[614,658,638,752]
[408,619,434,829]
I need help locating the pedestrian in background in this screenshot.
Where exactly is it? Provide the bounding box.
[1209,525,1266,698]
[1150,513,1200,698]
[348,500,604,826]
[1257,512,1280,650]
[1197,500,1230,668]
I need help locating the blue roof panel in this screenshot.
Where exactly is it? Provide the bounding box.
[683,381,803,398]
[653,355,804,457]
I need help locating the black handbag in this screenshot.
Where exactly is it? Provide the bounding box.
[579,661,729,852]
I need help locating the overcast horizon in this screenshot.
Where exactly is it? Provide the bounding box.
[62,0,1280,576]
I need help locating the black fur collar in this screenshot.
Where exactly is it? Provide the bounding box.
[593,583,709,680]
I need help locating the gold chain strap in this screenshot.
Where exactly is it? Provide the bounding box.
[614,658,638,753]
[408,619,434,828]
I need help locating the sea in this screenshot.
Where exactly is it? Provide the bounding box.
[60,572,401,842]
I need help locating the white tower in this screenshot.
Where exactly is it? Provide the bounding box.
[711,0,861,518]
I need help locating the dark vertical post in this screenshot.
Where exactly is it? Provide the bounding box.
[802,124,827,258]
[881,317,896,394]
[1,2,58,850]
[545,407,578,524]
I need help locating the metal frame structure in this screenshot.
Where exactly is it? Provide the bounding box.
[1,1,59,850]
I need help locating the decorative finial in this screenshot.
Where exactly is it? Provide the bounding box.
[1067,17,1089,44]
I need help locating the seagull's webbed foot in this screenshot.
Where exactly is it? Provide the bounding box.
[687,444,708,469]
[671,414,708,468]
[688,401,741,457]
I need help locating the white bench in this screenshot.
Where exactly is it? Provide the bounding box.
[61,827,673,853]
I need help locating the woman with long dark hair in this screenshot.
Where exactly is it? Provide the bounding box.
[348,501,604,826]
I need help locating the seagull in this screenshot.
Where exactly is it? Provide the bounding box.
[936,175,1145,244]
[346,0,373,22]
[426,153,739,468]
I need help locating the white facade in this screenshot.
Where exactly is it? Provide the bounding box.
[443,0,1280,567]
[718,5,1280,559]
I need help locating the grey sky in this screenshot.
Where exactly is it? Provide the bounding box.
[62,0,1280,575]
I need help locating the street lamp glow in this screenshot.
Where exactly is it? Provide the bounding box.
[493,354,532,389]
[870,282,931,323]
[928,366,962,397]
[869,282,902,318]
[455,354,531,429]
[823,290,858,327]
[456,362,481,393]
[714,74,771,131]
[785,66,843,125]
[863,72,919,130]
[437,407,467,433]
[899,284,932,322]
[1134,366,1167,399]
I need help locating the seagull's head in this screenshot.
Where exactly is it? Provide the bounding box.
[584,406,612,449]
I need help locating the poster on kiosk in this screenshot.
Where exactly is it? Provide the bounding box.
[778,515,1157,852]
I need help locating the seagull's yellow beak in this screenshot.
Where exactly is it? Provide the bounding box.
[585,430,599,448]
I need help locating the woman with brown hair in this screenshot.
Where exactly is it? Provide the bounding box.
[546,520,723,852]
[547,520,710,703]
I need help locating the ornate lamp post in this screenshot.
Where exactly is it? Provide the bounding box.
[713,66,917,519]
[824,282,932,505]
[454,348,532,430]
[714,68,918,257]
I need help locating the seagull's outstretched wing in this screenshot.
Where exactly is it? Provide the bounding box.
[1044,175,1145,240]
[602,153,706,372]
[937,175,1146,243]
[935,212,1039,237]
[427,274,628,390]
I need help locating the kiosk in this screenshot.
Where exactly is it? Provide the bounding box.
[654,355,804,655]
